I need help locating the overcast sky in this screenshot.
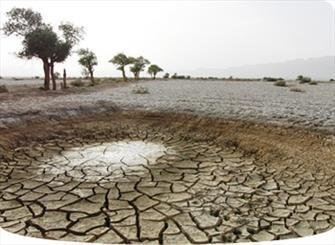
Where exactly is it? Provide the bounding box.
[0,0,334,77]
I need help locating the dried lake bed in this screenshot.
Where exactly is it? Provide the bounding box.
[0,79,334,244]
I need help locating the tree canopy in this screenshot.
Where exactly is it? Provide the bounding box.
[129,56,150,80]
[78,48,98,84]
[2,8,45,36]
[148,64,163,79]
[109,53,134,81]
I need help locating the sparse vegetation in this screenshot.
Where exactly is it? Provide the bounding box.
[290,87,305,93]
[0,85,9,93]
[163,73,170,79]
[132,86,149,94]
[54,72,60,79]
[330,78,334,82]
[171,73,190,79]
[274,80,286,87]
[297,76,311,84]
[70,79,84,87]
[309,81,318,85]
[263,77,284,82]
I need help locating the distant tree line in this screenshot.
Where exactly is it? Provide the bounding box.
[109,53,163,81]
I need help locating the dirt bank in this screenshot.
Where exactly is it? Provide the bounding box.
[1,110,334,175]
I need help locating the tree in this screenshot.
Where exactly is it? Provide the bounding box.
[19,26,58,90]
[163,73,169,79]
[148,64,163,79]
[129,56,150,80]
[49,23,83,90]
[296,75,303,81]
[109,53,133,81]
[2,8,45,36]
[77,48,98,84]
[2,8,83,90]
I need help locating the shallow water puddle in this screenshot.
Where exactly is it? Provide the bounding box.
[43,140,168,181]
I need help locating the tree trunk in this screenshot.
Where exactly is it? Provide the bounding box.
[63,69,67,89]
[121,68,127,81]
[153,73,156,80]
[89,69,94,84]
[42,59,50,90]
[50,62,56,90]
[136,72,140,80]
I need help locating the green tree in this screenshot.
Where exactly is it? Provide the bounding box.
[129,56,150,80]
[163,73,169,79]
[148,64,163,79]
[109,53,133,81]
[296,75,303,81]
[77,48,98,84]
[2,8,83,90]
[2,8,45,36]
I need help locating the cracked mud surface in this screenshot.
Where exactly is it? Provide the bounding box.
[0,112,335,244]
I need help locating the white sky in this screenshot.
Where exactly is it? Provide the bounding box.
[0,0,334,77]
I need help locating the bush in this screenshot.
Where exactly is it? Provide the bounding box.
[296,75,303,81]
[171,73,189,79]
[54,72,61,79]
[0,76,2,79]
[329,78,334,82]
[299,77,311,84]
[0,85,9,93]
[163,73,170,79]
[309,81,318,85]
[290,87,305,93]
[132,86,149,94]
[263,77,281,82]
[70,79,84,87]
[274,80,286,87]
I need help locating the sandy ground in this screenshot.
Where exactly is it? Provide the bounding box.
[0,79,334,133]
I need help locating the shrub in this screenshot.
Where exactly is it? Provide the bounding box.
[264,77,279,82]
[70,79,84,87]
[296,75,303,81]
[329,78,334,82]
[132,86,149,94]
[274,80,286,87]
[163,73,169,79]
[0,85,9,93]
[0,76,2,79]
[309,81,318,85]
[54,72,61,79]
[299,77,311,84]
[290,87,305,93]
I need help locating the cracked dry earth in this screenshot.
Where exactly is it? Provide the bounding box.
[0,114,335,244]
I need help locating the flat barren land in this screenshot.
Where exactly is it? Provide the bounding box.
[0,79,334,244]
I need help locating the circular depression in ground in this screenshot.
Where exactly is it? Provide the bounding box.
[0,115,334,244]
